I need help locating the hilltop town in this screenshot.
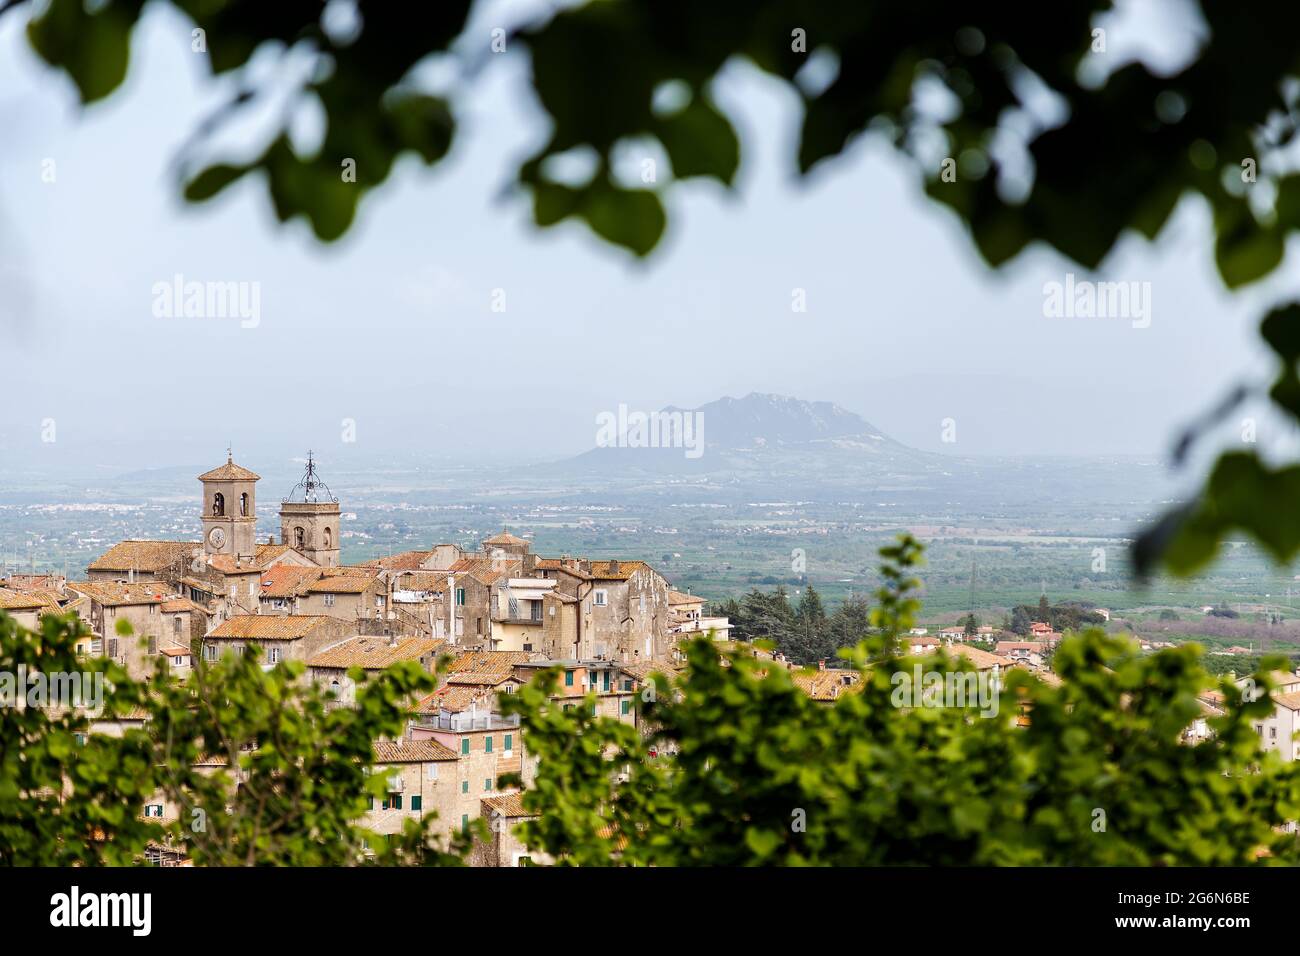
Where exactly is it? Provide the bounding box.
[5,452,1297,866]
[0,452,754,865]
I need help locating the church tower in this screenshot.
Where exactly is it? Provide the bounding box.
[199,451,260,558]
[280,452,341,568]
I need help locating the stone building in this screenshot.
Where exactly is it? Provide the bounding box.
[66,580,195,680]
[364,739,462,846]
[202,614,351,666]
[307,635,445,706]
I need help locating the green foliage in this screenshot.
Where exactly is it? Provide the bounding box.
[505,537,1300,865]
[0,611,161,865]
[0,610,469,866]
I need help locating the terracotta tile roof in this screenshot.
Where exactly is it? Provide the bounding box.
[197,459,261,481]
[1272,691,1300,712]
[1262,670,1300,688]
[68,581,170,607]
[620,661,682,682]
[87,540,196,573]
[588,560,648,581]
[260,565,322,598]
[947,645,1006,670]
[159,647,191,658]
[534,558,592,580]
[161,598,209,615]
[668,589,704,606]
[0,588,45,611]
[448,557,515,585]
[208,615,336,640]
[309,636,444,670]
[207,554,267,575]
[483,530,530,546]
[445,651,533,685]
[418,684,495,714]
[481,792,533,818]
[792,669,861,701]
[254,543,299,565]
[306,569,378,594]
[372,739,458,763]
[358,551,433,571]
[996,641,1046,654]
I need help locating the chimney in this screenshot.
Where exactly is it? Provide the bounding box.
[609,559,620,575]
[818,659,826,670]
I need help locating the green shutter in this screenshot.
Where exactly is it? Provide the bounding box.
[504,734,513,751]
[461,738,470,754]
[392,793,402,810]
[462,780,469,793]
[484,778,492,791]
[461,814,469,832]
[621,700,631,715]
[485,736,493,753]
[565,670,574,686]
[411,795,422,811]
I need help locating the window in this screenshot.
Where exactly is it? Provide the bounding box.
[621,700,631,716]
[324,527,332,548]
[461,814,469,833]
[503,734,513,752]
[485,736,493,753]
[427,764,439,781]
[107,638,119,659]
[391,793,403,810]
[411,795,422,811]
[461,780,469,794]
[204,643,218,662]
[623,678,633,691]
[455,588,465,606]
[565,670,574,687]
[461,738,470,755]
[484,778,492,792]
[240,493,249,517]
[268,646,281,664]
[602,671,611,691]
[144,805,164,818]
[294,527,305,548]
[173,617,182,639]
[147,636,157,655]
[324,593,335,607]
[594,589,607,606]
[212,493,225,516]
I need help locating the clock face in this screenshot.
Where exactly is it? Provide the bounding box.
[208,527,227,548]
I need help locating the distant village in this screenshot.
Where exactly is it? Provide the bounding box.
[2,452,1296,865]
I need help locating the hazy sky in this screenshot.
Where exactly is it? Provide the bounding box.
[1,0,1294,473]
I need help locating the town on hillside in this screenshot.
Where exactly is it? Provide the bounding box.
[4,452,1290,866]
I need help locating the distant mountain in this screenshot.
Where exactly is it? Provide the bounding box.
[541,393,942,490]
[660,393,907,451]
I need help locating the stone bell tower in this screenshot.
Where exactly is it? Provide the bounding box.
[199,450,260,558]
[280,451,341,568]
